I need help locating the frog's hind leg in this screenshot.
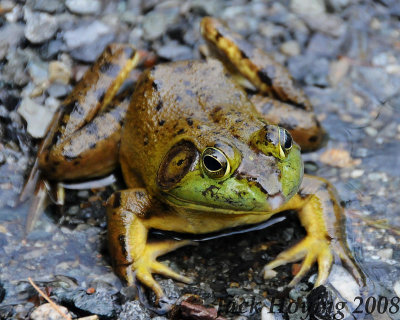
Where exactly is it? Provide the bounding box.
[39,44,143,180]
[107,189,193,301]
[250,95,326,152]
[201,17,311,110]
[200,17,326,151]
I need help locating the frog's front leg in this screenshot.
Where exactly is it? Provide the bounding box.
[264,174,364,286]
[107,189,193,300]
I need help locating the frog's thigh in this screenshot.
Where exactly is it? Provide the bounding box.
[251,95,326,152]
[265,174,363,286]
[107,189,193,299]
[201,17,311,110]
[39,44,142,180]
[58,43,140,140]
[39,97,129,180]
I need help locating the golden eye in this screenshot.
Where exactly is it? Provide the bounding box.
[201,147,230,179]
[278,128,293,157]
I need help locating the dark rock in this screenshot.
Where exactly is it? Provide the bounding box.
[55,284,120,318]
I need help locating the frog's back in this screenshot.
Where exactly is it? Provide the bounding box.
[120,59,264,190]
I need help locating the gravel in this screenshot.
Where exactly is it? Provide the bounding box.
[1,0,399,319]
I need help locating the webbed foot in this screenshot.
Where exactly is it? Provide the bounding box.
[132,240,194,301]
[263,235,333,287]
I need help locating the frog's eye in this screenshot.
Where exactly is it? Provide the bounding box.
[201,147,230,179]
[278,128,293,156]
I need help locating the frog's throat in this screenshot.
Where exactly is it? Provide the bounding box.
[161,192,284,215]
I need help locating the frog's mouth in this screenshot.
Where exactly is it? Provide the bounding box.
[161,191,286,215]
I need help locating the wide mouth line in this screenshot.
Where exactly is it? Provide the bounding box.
[161,192,273,215]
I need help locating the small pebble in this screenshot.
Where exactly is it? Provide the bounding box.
[263,268,277,280]
[47,83,70,98]
[65,0,101,15]
[158,44,193,61]
[64,21,112,50]
[290,0,326,16]
[142,9,179,40]
[280,40,300,56]
[49,61,71,85]
[320,149,361,168]
[18,98,55,138]
[350,169,364,178]
[303,13,346,38]
[329,58,351,86]
[30,303,71,320]
[33,0,65,13]
[368,172,388,182]
[24,11,58,44]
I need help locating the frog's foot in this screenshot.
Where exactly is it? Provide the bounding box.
[133,240,194,300]
[263,236,333,287]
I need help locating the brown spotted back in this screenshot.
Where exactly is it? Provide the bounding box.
[119,59,266,191]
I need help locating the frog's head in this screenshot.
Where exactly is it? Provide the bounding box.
[156,124,303,213]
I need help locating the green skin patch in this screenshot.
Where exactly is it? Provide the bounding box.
[163,144,303,214]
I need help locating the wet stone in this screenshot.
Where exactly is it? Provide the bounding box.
[24,11,58,44]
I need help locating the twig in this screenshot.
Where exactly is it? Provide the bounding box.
[28,277,72,320]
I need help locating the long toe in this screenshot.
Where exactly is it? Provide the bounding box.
[152,261,193,284]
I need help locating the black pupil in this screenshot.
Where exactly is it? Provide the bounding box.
[204,155,222,171]
[283,131,292,149]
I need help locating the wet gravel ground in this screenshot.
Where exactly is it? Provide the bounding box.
[1,0,400,319]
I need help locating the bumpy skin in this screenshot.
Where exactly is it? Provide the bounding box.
[38,17,362,301]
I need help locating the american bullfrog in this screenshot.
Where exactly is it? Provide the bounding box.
[36,17,362,301]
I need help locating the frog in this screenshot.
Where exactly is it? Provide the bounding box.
[36,17,363,301]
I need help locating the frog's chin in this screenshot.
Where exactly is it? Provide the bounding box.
[161,192,285,215]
